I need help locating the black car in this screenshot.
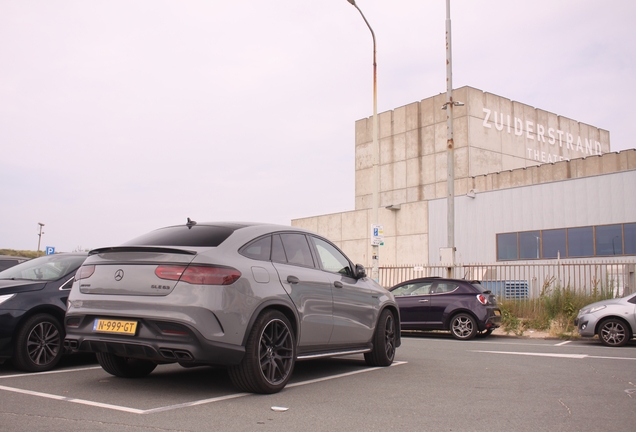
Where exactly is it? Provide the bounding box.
[0,252,87,371]
[389,277,501,340]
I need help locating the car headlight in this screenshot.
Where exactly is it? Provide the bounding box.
[581,305,606,315]
[0,294,16,306]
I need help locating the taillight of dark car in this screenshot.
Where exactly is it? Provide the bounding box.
[75,265,96,281]
[155,265,241,285]
[476,294,488,305]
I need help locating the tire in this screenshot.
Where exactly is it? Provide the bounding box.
[450,313,478,340]
[96,352,157,378]
[364,309,397,366]
[476,328,494,338]
[13,313,64,372]
[598,318,631,347]
[228,310,295,394]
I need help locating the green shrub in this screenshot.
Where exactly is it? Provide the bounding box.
[498,278,618,338]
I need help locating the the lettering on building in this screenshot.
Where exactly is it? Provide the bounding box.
[482,108,603,163]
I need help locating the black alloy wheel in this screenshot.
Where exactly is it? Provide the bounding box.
[598,318,630,347]
[365,309,397,366]
[229,310,295,394]
[13,313,64,372]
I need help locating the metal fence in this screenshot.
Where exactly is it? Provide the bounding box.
[375,261,636,299]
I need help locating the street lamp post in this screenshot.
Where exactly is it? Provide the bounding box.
[37,222,45,252]
[346,0,380,282]
[442,0,463,278]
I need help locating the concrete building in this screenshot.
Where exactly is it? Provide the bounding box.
[292,86,636,268]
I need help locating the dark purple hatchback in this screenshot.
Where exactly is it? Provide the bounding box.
[389,277,501,340]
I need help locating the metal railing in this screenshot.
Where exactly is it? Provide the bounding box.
[375,261,636,298]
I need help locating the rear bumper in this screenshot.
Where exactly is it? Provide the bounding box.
[479,308,502,330]
[64,315,245,366]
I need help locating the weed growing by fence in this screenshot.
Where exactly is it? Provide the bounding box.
[499,279,616,337]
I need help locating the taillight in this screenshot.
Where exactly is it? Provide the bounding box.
[155,265,241,285]
[476,294,488,305]
[75,265,95,281]
[155,265,187,281]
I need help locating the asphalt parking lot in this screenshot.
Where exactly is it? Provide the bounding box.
[1,334,634,431]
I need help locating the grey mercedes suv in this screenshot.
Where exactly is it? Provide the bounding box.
[64,221,400,393]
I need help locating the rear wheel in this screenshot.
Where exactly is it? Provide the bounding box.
[96,352,157,378]
[364,309,397,366]
[228,310,295,394]
[598,318,630,347]
[13,313,64,372]
[450,313,478,340]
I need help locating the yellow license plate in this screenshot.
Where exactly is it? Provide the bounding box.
[494,310,501,316]
[93,319,138,335]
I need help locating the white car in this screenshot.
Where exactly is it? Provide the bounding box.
[575,293,636,347]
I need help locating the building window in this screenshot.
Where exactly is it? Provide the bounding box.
[595,224,623,256]
[497,223,635,261]
[626,223,636,255]
[519,231,541,259]
[566,227,594,257]
[497,233,518,261]
[542,229,566,259]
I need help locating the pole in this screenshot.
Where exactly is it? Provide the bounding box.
[445,0,455,278]
[37,222,45,252]
[347,0,379,282]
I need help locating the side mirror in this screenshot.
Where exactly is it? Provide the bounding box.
[354,264,367,279]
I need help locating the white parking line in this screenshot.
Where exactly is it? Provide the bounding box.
[0,366,102,379]
[470,350,636,361]
[555,341,571,346]
[0,361,407,415]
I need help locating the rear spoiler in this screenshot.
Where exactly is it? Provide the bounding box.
[89,246,197,256]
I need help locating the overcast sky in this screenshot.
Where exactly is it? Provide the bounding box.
[1,0,634,252]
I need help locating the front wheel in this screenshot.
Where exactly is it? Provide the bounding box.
[364,309,397,366]
[598,318,630,347]
[228,310,295,394]
[450,313,478,340]
[13,313,64,372]
[96,352,157,378]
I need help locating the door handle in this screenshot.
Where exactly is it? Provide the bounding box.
[418,299,429,303]
[334,281,343,288]
[286,275,300,284]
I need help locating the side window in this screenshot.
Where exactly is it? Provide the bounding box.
[241,236,272,261]
[392,282,432,296]
[433,283,459,294]
[279,234,315,267]
[311,237,352,277]
[271,234,286,263]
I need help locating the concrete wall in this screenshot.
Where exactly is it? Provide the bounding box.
[353,86,611,212]
[293,201,428,266]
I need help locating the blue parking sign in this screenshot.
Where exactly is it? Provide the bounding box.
[45,246,55,255]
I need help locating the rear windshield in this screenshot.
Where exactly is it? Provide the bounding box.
[471,283,489,293]
[123,225,237,247]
